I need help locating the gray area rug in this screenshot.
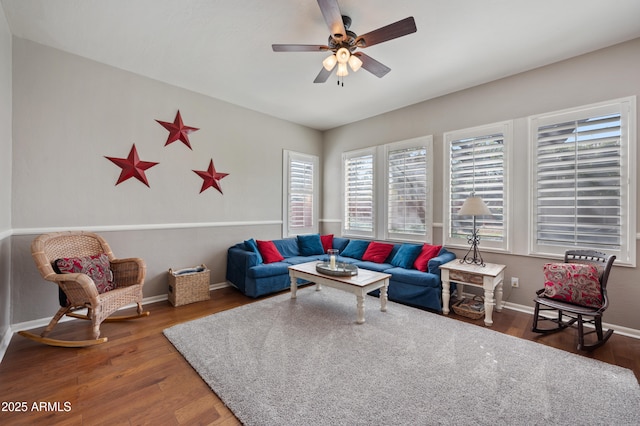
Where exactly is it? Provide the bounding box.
[164,287,640,426]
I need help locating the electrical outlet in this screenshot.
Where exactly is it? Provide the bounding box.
[511,277,519,288]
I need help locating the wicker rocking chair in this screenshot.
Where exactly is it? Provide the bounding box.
[18,231,149,347]
[531,250,615,351]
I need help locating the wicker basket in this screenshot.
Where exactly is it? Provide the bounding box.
[452,296,485,320]
[168,264,210,307]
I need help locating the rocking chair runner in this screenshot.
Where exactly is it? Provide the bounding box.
[532,250,615,351]
[19,231,149,347]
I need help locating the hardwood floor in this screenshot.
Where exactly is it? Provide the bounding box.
[1,286,639,425]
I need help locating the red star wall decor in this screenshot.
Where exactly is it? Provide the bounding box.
[193,159,229,194]
[156,110,199,150]
[105,144,159,187]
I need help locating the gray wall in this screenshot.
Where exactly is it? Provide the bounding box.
[322,38,640,331]
[0,5,12,340]
[9,38,323,324]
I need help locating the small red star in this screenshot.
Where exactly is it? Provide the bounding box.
[193,159,229,194]
[156,110,199,149]
[105,144,159,187]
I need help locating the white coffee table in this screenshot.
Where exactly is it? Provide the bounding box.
[288,261,390,324]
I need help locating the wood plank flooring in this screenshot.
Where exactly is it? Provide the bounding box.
[1,286,638,425]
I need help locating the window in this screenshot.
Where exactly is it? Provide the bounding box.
[529,98,636,265]
[385,138,432,242]
[342,148,375,238]
[283,150,319,237]
[342,136,433,242]
[444,122,510,251]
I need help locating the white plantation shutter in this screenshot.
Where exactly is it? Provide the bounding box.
[530,98,635,263]
[289,159,314,229]
[386,140,432,241]
[283,151,318,237]
[534,114,622,248]
[343,150,375,237]
[445,123,509,250]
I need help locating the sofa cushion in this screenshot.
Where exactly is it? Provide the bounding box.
[273,238,300,258]
[362,241,395,263]
[297,234,325,256]
[414,244,443,272]
[321,234,334,253]
[543,262,603,308]
[331,237,349,253]
[353,261,393,272]
[341,240,370,260]
[285,255,325,265]
[256,240,285,264]
[391,244,423,269]
[386,267,440,288]
[54,253,114,294]
[244,238,263,264]
[248,262,291,278]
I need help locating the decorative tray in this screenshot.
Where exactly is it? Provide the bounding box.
[315,262,358,277]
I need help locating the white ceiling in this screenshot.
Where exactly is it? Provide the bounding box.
[2,0,640,131]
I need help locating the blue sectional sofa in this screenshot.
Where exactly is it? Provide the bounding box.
[226,235,456,313]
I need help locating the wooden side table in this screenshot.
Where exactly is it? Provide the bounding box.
[440,260,506,326]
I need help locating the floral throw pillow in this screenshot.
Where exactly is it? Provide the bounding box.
[543,263,603,308]
[54,254,115,294]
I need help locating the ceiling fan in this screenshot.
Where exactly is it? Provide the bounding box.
[272,0,417,84]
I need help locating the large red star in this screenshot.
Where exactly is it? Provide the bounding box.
[105,144,159,187]
[193,159,229,194]
[156,110,199,150]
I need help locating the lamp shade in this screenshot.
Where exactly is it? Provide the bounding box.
[458,195,491,216]
[348,54,362,72]
[322,54,337,71]
[336,62,349,77]
[336,47,350,64]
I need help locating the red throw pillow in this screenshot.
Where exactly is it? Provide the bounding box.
[362,241,395,263]
[256,240,285,264]
[414,244,442,271]
[543,263,603,308]
[320,234,334,253]
[54,254,114,294]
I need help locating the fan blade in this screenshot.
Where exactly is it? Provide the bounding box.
[272,44,330,52]
[313,67,332,83]
[317,0,346,40]
[354,53,391,78]
[356,17,417,48]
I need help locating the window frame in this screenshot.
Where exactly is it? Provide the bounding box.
[444,121,511,252]
[528,97,636,266]
[282,150,319,237]
[341,147,377,239]
[384,136,433,243]
[341,136,434,242]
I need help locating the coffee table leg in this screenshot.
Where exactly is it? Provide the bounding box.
[380,280,388,312]
[356,294,365,324]
[289,271,297,299]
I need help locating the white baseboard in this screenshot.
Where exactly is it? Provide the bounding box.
[0,281,231,363]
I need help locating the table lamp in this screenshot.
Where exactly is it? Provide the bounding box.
[457,193,492,266]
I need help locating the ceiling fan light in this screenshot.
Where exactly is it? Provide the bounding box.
[336,47,350,64]
[322,54,338,71]
[348,54,362,72]
[336,62,349,77]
